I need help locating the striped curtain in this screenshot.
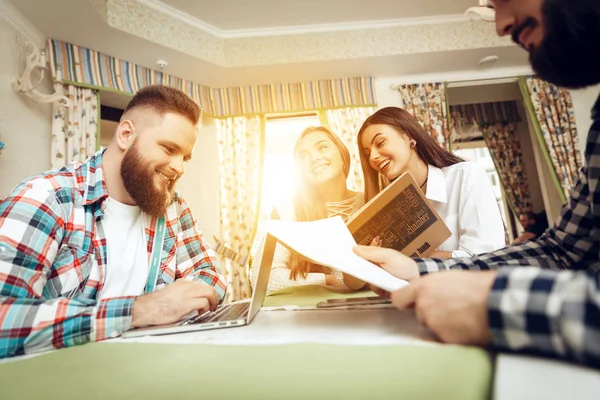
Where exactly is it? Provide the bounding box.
[51,84,99,169]
[48,40,376,118]
[521,77,583,199]
[397,82,449,147]
[325,106,375,192]
[482,122,532,217]
[216,116,264,302]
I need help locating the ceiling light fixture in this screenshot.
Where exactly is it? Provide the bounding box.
[478,55,499,66]
[464,0,495,22]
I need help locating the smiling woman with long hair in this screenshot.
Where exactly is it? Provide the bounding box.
[265,126,366,294]
[357,107,506,258]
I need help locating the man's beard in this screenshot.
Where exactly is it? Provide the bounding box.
[525,0,600,89]
[120,142,177,217]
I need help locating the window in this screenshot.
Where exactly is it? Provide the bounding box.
[249,114,321,260]
[259,114,321,220]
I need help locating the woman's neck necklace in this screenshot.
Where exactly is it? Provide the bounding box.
[325,194,358,222]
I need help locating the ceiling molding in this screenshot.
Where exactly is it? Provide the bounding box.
[0,0,45,46]
[138,0,224,37]
[97,0,513,68]
[139,0,468,38]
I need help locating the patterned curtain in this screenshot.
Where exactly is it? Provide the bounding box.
[396,82,449,147]
[51,84,99,169]
[522,77,583,199]
[325,106,375,191]
[216,116,264,302]
[482,122,532,216]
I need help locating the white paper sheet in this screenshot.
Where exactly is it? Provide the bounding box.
[267,217,409,292]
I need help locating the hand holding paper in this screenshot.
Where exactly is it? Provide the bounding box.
[267,217,409,292]
[352,245,420,282]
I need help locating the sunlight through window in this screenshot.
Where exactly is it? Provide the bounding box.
[260,114,321,219]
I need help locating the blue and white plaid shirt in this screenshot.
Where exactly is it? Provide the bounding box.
[417,94,600,369]
[0,150,227,358]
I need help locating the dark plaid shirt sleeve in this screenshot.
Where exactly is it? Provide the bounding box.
[415,166,597,274]
[414,103,600,367]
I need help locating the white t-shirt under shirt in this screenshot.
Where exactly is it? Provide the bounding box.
[97,197,149,300]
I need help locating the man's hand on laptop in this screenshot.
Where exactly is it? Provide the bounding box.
[353,245,420,282]
[131,280,220,328]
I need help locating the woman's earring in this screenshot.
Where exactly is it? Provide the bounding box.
[410,140,417,148]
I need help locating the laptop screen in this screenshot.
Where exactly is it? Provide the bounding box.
[246,233,276,322]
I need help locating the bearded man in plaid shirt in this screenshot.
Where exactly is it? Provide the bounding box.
[355,0,600,368]
[0,85,227,358]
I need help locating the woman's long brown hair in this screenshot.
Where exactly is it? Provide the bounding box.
[289,126,351,280]
[357,107,464,203]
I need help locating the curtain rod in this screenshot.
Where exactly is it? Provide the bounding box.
[447,77,518,88]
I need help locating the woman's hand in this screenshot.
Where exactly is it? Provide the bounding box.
[428,250,453,259]
[325,274,348,289]
[353,245,420,282]
[370,236,383,247]
[343,274,366,290]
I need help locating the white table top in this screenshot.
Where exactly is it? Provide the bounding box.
[114,306,600,397]
[6,304,600,396]
[113,307,439,347]
[494,353,600,400]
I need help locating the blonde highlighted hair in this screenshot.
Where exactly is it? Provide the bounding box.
[289,126,351,280]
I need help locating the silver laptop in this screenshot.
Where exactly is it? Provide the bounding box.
[122,233,276,338]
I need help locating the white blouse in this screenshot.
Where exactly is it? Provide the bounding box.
[425,162,506,257]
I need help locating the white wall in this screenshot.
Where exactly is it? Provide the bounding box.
[100,119,117,147]
[177,115,220,244]
[0,9,51,198]
[570,84,600,156]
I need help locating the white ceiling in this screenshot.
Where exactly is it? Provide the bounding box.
[161,0,475,29]
[9,0,528,92]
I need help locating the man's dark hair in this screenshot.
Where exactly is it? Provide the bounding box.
[521,211,537,221]
[123,85,201,125]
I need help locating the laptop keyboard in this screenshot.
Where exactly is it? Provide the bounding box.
[181,301,251,325]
